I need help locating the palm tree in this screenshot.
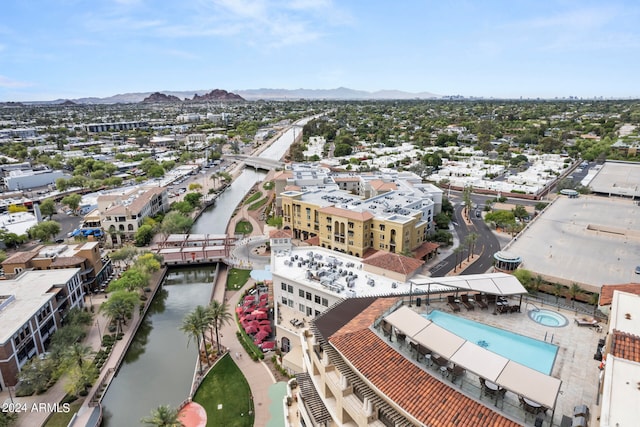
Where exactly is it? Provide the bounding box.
[453,246,464,273]
[100,290,138,334]
[208,300,233,353]
[568,283,583,308]
[553,283,564,305]
[180,307,209,372]
[588,292,600,316]
[465,232,479,262]
[63,343,94,370]
[140,404,183,427]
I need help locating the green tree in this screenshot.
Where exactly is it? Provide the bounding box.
[188,183,202,191]
[161,212,194,235]
[39,199,56,219]
[462,186,473,219]
[568,283,583,308]
[108,268,149,294]
[180,306,210,373]
[140,404,183,427]
[61,193,82,212]
[100,290,138,334]
[588,292,600,316]
[183,192,202,208]
[553,283,564,305]
[110,246,138,269]
[0,250,7,264]
[208,300,233,353]
[512,205,529,220]
[136,252,162,274]
[434,212,450,229]
[17,356,56,394]
[28,220,61,241]
[0,410,18,427]
[464,233,480,262]
[513,269,533,291]
[171,201,195,215]
[135,224,155,246]
[64,362,98,397]
[333,143,353,157]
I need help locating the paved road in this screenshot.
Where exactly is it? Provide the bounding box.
[429,204,501,277]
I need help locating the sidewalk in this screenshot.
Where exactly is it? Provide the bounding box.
[218,278,278,427]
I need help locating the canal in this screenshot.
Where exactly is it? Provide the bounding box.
[99,119,304,425]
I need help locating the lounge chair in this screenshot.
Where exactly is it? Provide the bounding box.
[447,295,461,312]
[460,294,475,311]
[432,355,448,367]
[575,317,599,327]
[486,294,497,305]
[474,293,489,310]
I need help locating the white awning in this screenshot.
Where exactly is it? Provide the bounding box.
[411,272,527,296]
[495,361,562,409]
[413,323,465,359]
[383,306,431,337]
[449,341,509,383]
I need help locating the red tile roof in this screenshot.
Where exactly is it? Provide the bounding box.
[269,229,292,239]
[610,329,640,363]
[304,235,320,246]
[413,241,440,259]
[2,248,40,265]
[329,299,520,427]
[362,251,424,276]
[50,256,86,267]
[600,283,640,306]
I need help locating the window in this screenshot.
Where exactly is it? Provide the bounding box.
[287,285,293,294]
[282,296,288,305]
[379,224,385,231]
[306,292,312,301]
[287,299,293,307]
[306,306,313,316]
[299,289,305,298]
[314,295,321,304]
[281,283,287,291]
[321,298,329,307]
[348,222,354,229]
[299,303,306,313]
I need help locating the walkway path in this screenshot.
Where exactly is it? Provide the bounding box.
[213,274,277,427]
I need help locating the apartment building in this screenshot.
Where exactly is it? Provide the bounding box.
[1,242,112,292]
[0,268,84,389]
[98,187,169,238]
[276,164,441,258]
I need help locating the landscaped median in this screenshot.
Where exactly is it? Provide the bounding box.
[192,353,254,427]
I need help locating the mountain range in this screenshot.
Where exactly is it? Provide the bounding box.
[26,87,440,105]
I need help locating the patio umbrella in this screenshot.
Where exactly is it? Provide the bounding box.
[244,295,256,302]
[244,325,258,335]
[259,324,272,334]
[258,320,271,326]
[260,341,276,351]
[255,312,268,320]
[248,320,260,328]
[253,338,264,345]
[244,314,256,321]
[254,330,269,341]
[259,294,268,300]
[235,307,243,314]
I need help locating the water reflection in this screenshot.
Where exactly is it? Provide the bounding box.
[101,267,215,426]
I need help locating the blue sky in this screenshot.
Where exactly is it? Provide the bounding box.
[1,0,639,101]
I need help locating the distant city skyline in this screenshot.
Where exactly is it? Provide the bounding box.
[1,0,640,102]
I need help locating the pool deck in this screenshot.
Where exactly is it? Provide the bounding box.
[403,296,605,426]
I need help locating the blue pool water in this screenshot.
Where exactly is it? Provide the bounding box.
[425,310,558,374]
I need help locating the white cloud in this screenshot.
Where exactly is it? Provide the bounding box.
[0,75,32,88]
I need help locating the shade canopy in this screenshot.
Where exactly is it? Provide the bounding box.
[383,305,561,409]
[411,272,527,296]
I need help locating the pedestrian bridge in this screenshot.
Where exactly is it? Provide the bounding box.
[155,234,237,265]
[228,154,284,171]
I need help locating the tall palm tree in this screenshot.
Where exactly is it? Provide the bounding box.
[465,232,479,262]
[180,307,209,372]
[588,292,600,316]
[192,305,211,361]
[100,290,138,334]
[568,283,583,308]
[140,404,183,427]
[208,300,233,353]
[553,283,564,305]
[63,343,94,370]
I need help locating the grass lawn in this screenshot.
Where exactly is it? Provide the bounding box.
[43,399,83,427]
[193,354,254,427]
[244,191,262,205]
[227,268,251,290]
[248,197,268,211]
[234,220,253,234]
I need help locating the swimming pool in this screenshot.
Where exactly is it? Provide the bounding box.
[425,310,558,374]
[528,309,568,327]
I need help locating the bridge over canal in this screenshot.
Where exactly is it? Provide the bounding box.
[155,233,237,265]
